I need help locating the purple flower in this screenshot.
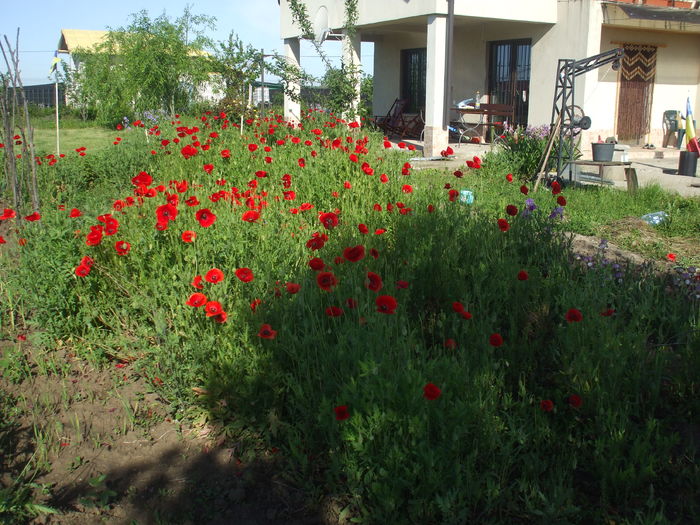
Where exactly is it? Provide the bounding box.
[549,206,564,220]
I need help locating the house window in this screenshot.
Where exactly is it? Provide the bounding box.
[400,48,426,114]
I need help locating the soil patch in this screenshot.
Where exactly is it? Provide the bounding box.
[0,343,323,525]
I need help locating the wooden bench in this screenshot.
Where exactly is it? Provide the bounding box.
[571,160,639,192]
[450,104,515,143]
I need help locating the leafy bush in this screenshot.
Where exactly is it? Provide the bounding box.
[486,124,557,178]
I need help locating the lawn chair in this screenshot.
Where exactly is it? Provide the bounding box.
[397,110,424,140]
[375,98,409,136]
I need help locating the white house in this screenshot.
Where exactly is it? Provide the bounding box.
[279,0,700,156]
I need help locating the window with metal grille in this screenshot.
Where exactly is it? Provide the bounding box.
[400,48,426,114]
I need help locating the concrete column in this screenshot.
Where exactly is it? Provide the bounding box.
[342,30,362,121]
[283,38,301,123]
[424,15,448,157]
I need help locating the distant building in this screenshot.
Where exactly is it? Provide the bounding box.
[17,83,66,108]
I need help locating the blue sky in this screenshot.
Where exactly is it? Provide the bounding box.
[1,0,373,86]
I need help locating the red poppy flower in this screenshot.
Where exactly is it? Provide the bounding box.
[258,323,277,339]
[600,308,616,317]
[131,171,152,187]
[365,272,383,292]
[24,212,41,222]
[250,298,262,312]
[319,212,339,229]
[204,301,223,317]
[345,297,358,309]
[557,195,567,206]
[181,144,198,159]
[205,268,224,284]
[374,229,386,235]
[396,280,409,289]
[551,181,561,195]
[423,383,442,400]
[520,185,529,195]
[186,292,207,307]
[156,203,178,223]
[203,163,214,174]
[195,208,217,228]
[565,308,583,323]
[115,240,131,255]
[343,245,365,263]
[402,184,413,194]
[325,306,344,317]
[285,282,300,294]
[1,208,17,220]
[248,143,258,152]
[316,271,338,291]
[221,149,231,159]
[69,208,82,218]
[308,257,325,271]
[448,189,459,202]
[235,268,254,283]
[517,270,529,281]
[191,275,204,289]
[444,338,457,349]
[497,218,510,232]
[489,333,504,347]
[185,196,200,207]
[506,173,514,183]
[375,294,397,314]
[459,311,472,320]
[567,394,582,408]
[74,264,91,277]
[241,210,260,223]
[182,230,196,243]
[0,236,5,244]
[506,205,518,216]
[334,405,350,421]
[666,253,676,262]
[212,311,228,323]
[540,399,554,412]
[452,301,464,313]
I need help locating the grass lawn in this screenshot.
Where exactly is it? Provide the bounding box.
[30,126,125,156]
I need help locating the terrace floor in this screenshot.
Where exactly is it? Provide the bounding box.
[394,139,700,198]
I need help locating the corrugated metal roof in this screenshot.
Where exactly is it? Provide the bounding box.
[57,29,110,53]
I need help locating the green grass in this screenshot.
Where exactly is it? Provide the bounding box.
[30,127,121,157]
[2,112,698,523]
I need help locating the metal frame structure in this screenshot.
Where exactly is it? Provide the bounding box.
[552,48,624,180]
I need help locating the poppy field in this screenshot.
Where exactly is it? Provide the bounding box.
[1,110,699,523]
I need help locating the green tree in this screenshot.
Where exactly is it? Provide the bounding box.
[64,7,216,125]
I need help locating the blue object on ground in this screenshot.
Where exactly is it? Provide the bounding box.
[641,211,668,226]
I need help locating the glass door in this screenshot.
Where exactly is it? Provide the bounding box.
[488,39,531,127]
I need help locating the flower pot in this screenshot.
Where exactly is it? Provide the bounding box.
[678,151,698,177]
[592,143,615,162]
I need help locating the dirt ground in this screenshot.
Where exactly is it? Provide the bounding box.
[1,344,325,525]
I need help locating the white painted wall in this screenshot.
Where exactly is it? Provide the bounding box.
[372,32,426,116]
[594,26,700,145]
